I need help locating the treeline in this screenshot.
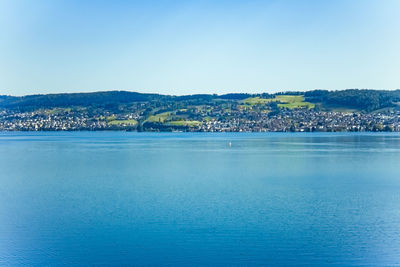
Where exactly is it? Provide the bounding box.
[0,91,163,111]
[305,89,400,111]
[1,89,400,112]
[0,91,259,111]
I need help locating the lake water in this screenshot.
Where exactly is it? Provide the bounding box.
[1,132,400,266]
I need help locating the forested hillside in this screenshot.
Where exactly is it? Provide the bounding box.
[1,89,400,112]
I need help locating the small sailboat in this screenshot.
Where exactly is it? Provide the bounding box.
[228,142,232,147]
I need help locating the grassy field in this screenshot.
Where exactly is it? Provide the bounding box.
[147,112,170,123]
[106,115,116,122]
[275,95,304,102]
[108,119,138,126]
[243,95,314,109]
[167,120,201,126]
[243,97,276,105]
[276,95,315,109]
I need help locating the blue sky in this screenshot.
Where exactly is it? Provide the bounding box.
[1,0,400,95]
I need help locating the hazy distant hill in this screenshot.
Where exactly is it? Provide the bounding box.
[0,91,258,112]
[305,89,400,112]
[1,89,400,112]
[0,91,163,110]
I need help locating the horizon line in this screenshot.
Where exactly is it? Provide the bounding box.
[2,88,400,97]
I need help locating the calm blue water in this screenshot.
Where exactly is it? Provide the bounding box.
[1,132,400,266]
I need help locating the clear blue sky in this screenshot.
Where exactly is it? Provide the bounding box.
[1,0,400,96]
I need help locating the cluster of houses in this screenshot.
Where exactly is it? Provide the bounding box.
[0,110,109,131]
[197,109,400,132]
[1,106,400,132]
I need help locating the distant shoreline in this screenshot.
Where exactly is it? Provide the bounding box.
[2,90,400,132]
